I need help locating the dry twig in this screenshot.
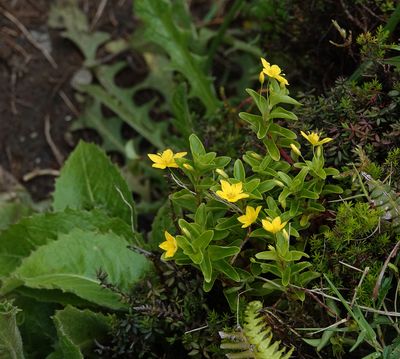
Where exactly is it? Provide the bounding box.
[0,7,57,68]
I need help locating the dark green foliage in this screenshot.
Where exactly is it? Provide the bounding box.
[94,261,229,358]
[310,202,393,306]
[294,76,400,166]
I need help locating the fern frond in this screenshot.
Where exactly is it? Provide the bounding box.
[219,301,294,359]
[362,172,400,232]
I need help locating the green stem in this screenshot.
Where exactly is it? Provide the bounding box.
[348,3,400,83]
[206,0,245,71]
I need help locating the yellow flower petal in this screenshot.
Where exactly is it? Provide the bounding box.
[262,219,274,233]
[220,180,230,193]
[174,152,188,159]
[261,57,270,69]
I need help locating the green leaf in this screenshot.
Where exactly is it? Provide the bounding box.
[256,250,278,261]
[1,229,150,309]
[51,306,111,358]
[269,107,298,121]
[298,271,320,286]
[134,0,219,115]
[0,209,134,277]
[258,180,277,193]
[195,203,207,228]
[216,216,240,230]
[269,92,301,108]
[269,123,297,139]
[0,300,24,359]
[193,230,214,250]
[214,260,240,281]
[263,137,280,161]
[189,134,206,157]
[233,159,246,181]
[239,112,266,138]
[208,246,240,260]
[199,252,212,283]
[53,142,136,227]
[245,88,268,115]
[48,2,110,66]
[299,189,319,199]
[321,184,343,195]
[70,100,126,154]
[171,83,193,141]
[281,266,291,286]
[79,61,167,149]
[171,189,198,212]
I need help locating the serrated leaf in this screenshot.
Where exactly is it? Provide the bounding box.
[0,300,24,359]
[51,306,111,358]
[53,142,136,227]
[134,0,219,115]
[0,209,134,277]
[48,2,110,66]
[70,100,125,153]
[1,229,150,309]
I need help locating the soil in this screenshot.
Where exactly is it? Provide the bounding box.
[0,0,133,201]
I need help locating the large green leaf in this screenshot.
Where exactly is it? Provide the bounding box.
[49,306,111,359]
[53,142,136,227]
[134,0,220,115]
[0,300,24,359]
[1,229,150,309]
[0,208,134,277]
[13,295,58,358]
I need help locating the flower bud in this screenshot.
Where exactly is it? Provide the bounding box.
[251,152,263,160]
[183,163,194,171]
[290,143,301,156]
[216,168,229,178]
[181,227,191,238]
[274,180,285,188]
[259,71,265,85]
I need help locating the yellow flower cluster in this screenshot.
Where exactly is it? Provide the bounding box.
[259,57,288,87]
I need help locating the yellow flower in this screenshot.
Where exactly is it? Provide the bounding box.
[300,131,333,146]
[263,64,289,87]
[238,205,262,228]
[290,143,301,156]
[262,217,287,234]
[159,231,178,258]
[148,149,187,169]
[216,180,249,203]
[260,58,288,86]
